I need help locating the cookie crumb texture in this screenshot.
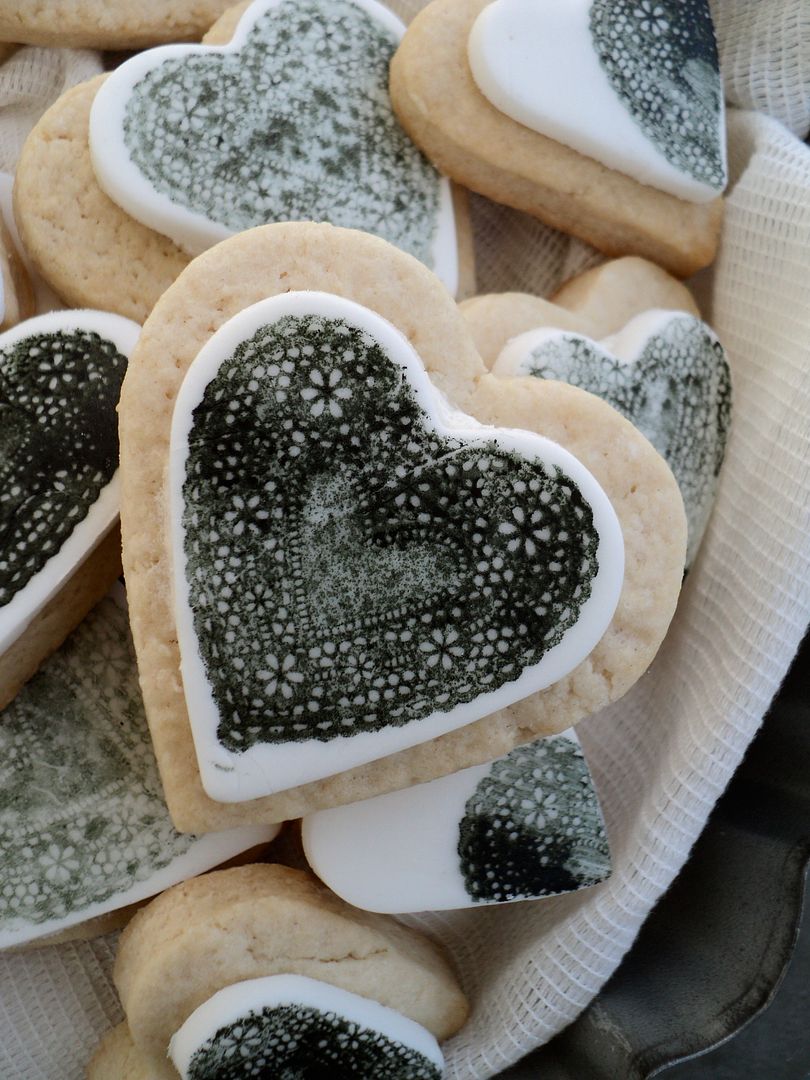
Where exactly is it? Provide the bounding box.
[182,312,599,754]
[0,1,234,49]
[121,0,442,265]
[0,329,125,608]
[0,596,195,941]
[459,736,610,903]
[184,1004,441,1079]
[591,0,725,191]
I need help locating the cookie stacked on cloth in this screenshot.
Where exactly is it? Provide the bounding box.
[0,0,741,1077]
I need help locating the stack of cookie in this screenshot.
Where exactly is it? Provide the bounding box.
[0,1,734,1076]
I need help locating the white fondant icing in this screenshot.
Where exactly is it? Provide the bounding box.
[0,584,279,951]
[302,727,607,912]
[169,974,444,1078]
[493,309,683,378]
[467,0,725,203]
[170,291,624,802]
[0,310,141,657]
[0,173,66,315]
[88,0,459,296]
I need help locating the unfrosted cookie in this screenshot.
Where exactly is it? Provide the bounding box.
[119,222,686,831]
[0,216,34,330]
[88,1024,149,1080]
[552,257,701,336]
[0,311,140,709]
[390,0,725,276]
[461,257,702,367]
[111,863,468,1078]
[0,1,233,49]
[303,728,610,912]
[15,2,473,320]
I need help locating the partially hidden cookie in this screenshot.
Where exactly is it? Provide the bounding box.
[0,311,139,709]
[108,863,468,1078]
[120,222,686,831]
[0,172,66,316]
[390,0,726,276]
[302,727,610,912]
[461,256,701,367]
[15,1,472,323]
[0,214,34,331]
[491,310,732,566]
[0,586,277,951]
[551,256,701,336]
[0,1,234,49]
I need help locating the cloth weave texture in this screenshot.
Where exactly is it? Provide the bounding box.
[0,5,809,1077]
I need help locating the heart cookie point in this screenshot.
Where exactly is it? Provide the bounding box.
[170,291,624,802]
[89,0,459,293]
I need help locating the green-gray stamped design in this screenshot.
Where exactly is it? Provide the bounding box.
[458,735,611,904]
[518,316,731,566]
[0,595,195,932]
[0,330,126,607]
[182,314,600,754]
[590,0,726,191]
[187,1003,441,1080]
[123,0,442,266]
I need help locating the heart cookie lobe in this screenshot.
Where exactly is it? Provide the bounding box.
[494,310,732,567]
[169,975,444,1080]
[89,0,458,293]
[0,311,140,656]
[170,291,624,802]
[302,728,610,912]
[468,0,726,202]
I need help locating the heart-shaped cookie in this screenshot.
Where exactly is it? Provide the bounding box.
[171,291,623,801]
[303,728,609,911]
[90,0,458,291]
[169,975,444,1080]
[0,311,140,705]
[0,587,276,950]
[468,0,726,203]
[390,0,724,275]
[120,222,686,832]
[493,310,732,566]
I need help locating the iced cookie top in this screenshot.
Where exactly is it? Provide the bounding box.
[169,975,444,1080]
[169,291,624,802]
[89,0,458,292]
[468,0,727,202]
[0,311,139,653]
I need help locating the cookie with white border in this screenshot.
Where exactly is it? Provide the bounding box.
[108,863,467,1079]
[0,310,139,709]
[492,311,732,566]
[302,728,610,912]
[390,0,725,276]
[0,1,234,49]
[15,2,473,322]
[90,0,460,290]
[119,222,686,831]
[0,586,277,951]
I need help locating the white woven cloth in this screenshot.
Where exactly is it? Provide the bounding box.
[1,7,809,1079]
